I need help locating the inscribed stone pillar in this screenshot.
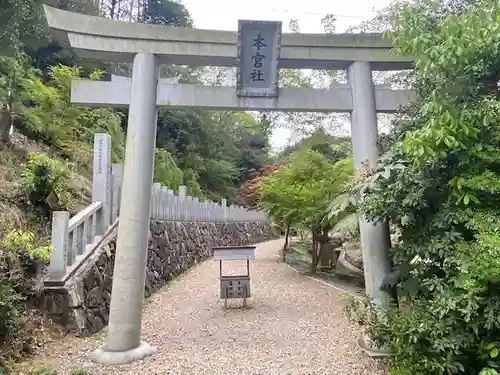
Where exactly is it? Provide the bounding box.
[92,133,112,234]
[92,53,158,365]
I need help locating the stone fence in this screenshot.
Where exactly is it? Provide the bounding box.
[46,133,266,285]
[41,220,276,335]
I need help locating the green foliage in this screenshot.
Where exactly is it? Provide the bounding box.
[0,230,41,349]
[328,193,359,239]
[481,369,500,375]
[0,56,124,171]
[1,230,52,262]
[156,109,270,202]
[0,231,51,368]
[0,280,23,338]
[0,57,34,105]
[0,0,271,204]
[154,148,184,190]
[142,0,193,26]
[279,130,351,163]
[0,0,45,55]
[260,150,354,269]
[18,63,124,164]
[261,150,354,228]
[21,153,71,213]
[153,147,205,196]
[28,367,57,375]
[352,0,500,373]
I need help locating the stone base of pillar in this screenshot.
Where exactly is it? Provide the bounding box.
[358,333,391,358]
[91,341,156,365]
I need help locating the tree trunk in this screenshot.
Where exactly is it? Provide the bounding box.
[0,106,12,143]
[318,227,331,270]
[282,223,290,262]
[311,229,320,274]
[110,0,118,18]
[312,228,330,273]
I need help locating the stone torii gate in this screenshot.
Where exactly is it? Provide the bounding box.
[43,5,415,365]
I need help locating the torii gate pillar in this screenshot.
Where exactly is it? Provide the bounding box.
[348,60,392,356]
[348,61,392,307]
[92,53,159,364]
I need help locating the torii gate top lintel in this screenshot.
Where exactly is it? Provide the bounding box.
[43,5,414,70]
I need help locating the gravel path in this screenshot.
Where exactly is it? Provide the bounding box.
[26,239,385,375]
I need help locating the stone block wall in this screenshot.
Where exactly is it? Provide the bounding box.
[39,221,276,336]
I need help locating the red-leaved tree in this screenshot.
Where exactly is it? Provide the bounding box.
[237,164,282,208]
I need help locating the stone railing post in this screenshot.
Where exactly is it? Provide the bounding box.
[166,189,173,220]
[173,192,180,221]
[47,211,70,280]
[179,185,187,220]
[200,200,206,221]
[207,202,212,221]
[190,197,197,221]
[221,198,227,221]
[185,196,192,221]
[159,186,168,220]
[92,133,112,235]
[212,202,218,221]
[197,198,202,221]
[151,183,161,219]
[111,163,123,222]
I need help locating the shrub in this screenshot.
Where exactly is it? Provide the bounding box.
[0,280,24,338]
[18,64,124,166]
[2,230,52,263]
[349,0,500,373]
[20,153,71,214]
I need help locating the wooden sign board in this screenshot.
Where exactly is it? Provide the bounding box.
[213,246,256,261]
[45,190,61,211]
[236,20,282,98]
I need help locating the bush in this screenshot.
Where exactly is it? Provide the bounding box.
[20,153,71,215]
[0,281,24,338]
[349,1,500,373]
[2,230,52,263]
[0,229,52,368]
[0,228,50,295]
[18,64,124,165]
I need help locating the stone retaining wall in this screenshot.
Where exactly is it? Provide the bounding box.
[39,221,276,336]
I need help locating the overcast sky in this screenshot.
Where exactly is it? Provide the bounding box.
[180,0,395,150]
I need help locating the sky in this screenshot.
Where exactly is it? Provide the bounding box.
[179,0,395,151]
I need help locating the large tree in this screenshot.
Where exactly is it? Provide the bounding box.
[260,150,354,271]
